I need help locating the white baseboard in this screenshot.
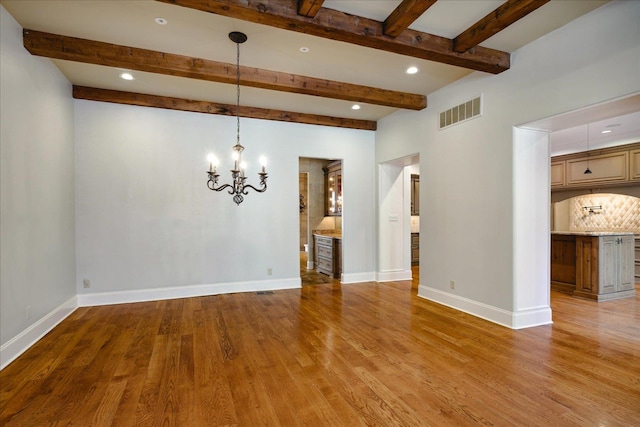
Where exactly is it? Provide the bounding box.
[1,296,78,370]
[77,278,301,307]
[377,269,412,282]
[511,305,553,329]
[418,286,552,329]
[341,271,376,284]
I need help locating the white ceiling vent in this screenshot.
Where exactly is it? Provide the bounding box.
[439,95,482,130]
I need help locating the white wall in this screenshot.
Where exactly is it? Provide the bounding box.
[375,0,640,328]
[1,6,77,366]
[74,100,376,304]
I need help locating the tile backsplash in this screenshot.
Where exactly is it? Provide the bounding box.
[566,193,640,234]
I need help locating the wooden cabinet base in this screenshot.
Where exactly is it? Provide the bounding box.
[314,234,341,279]
[573,288,636,302]
[551,233,636,301]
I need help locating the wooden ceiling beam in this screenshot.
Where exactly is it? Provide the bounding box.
[23,29,425,110]
[156,0,510,74]
[453,0,551,53]
[72,86,377,131]
[297,0,324,18]
[383,0,438,38]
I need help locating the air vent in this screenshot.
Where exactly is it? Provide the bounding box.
[439,95,482,130]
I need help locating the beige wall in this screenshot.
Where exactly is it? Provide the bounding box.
[553,193,640,233]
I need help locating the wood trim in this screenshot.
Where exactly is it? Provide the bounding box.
[23,29,425,111]
[156,0,511,74]
[383,0,438,38]
[297,0,324,17]
[73,86,377,131]
[453,0,550,53]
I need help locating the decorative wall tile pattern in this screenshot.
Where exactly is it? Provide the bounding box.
[570,193,640,233]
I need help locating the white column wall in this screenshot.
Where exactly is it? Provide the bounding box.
[375,0,640,327]
[1,6,77,366]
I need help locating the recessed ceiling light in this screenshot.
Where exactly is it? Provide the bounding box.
[120,72,134,81]
[351,104,361,110]
[299,47,309,53]
[155,17,168,25]
[406,66,418,74]
[601,129,612,134]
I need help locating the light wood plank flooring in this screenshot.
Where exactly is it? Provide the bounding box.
[1,270,639,426]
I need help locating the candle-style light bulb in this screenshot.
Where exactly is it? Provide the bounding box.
[207,153,217,172]
[232,151,240,171]
[259,156,267,173]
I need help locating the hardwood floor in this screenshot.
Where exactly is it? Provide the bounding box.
[1,273,639,426]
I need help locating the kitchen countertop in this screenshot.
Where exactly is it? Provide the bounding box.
[313,230,342,239]
[551,231,636,236]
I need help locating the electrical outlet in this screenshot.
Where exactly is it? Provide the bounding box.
[83,279,90,288]
[267,268,272,276]
[450,280,455,289]
[26,306,31,320]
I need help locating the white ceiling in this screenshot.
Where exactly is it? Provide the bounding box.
[3,0,637,153]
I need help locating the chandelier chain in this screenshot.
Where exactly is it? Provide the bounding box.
[236,41,240,145]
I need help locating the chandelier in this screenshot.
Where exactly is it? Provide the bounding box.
[207,32,268,205]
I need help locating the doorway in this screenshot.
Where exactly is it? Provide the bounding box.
[378,154,420,283]
[299,157,343,286]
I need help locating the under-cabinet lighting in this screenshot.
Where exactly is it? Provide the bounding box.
[119,72,134,81]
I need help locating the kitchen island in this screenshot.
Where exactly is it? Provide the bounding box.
[551,231,636,301]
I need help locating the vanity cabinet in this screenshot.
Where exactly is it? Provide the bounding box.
[314,234,341,279]
[324,161,342,216]
[411,233,419,265]
[410,174,420,215]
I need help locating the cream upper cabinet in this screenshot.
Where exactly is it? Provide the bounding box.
[566,151,628,186]
[550,142,639,190]
[550,161,565,187]
[631,148,640,181]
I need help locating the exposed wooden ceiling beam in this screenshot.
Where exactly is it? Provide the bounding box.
[297,0,324,18]
[72,86,377,131]
[156,0,510,74]
[23,30,425,111]
[383,0,438,38]
[453,0,551,53]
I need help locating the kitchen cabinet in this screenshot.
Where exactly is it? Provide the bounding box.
[635,236,640,283]
[411,233,419,265]
[551,232,636,301]
[411,174,420,215]
[631,148,640,181]
[566,151,628,186]
[550,161,565,188]
[314,233,341,279]
[324,161,342,216]
[550,142,640,190]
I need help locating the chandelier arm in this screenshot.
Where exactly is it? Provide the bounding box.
[242,183,268,194]
[208,182,234,192]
